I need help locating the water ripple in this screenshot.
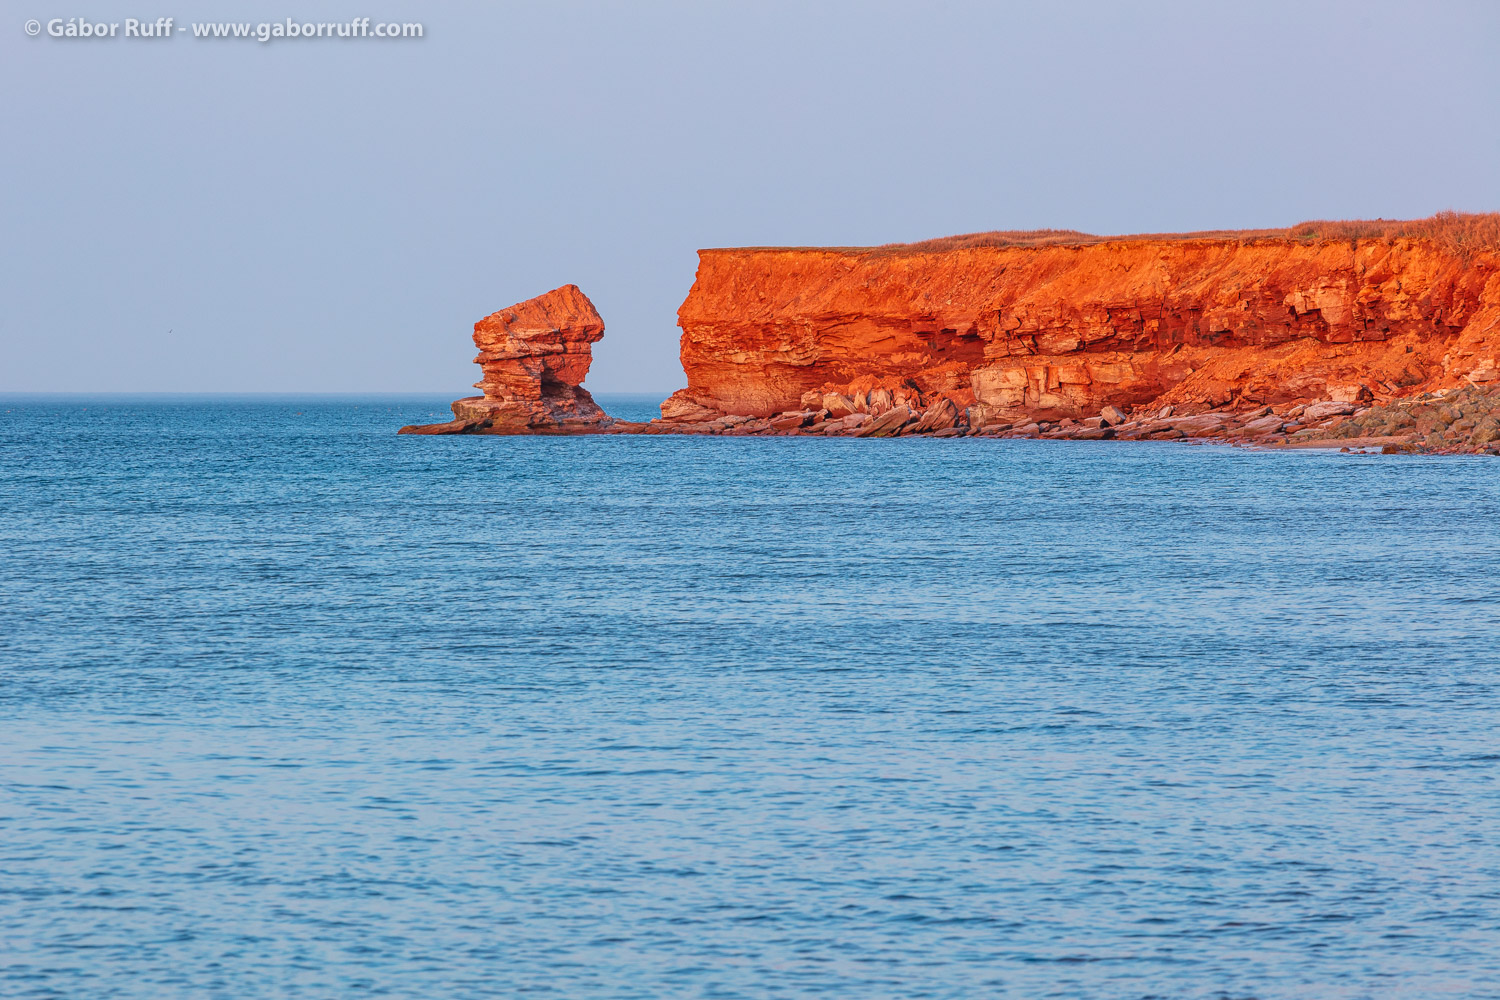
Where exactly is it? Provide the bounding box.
[0,396,1498,998]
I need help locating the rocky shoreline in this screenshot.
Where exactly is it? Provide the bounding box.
[599,384,1500,455]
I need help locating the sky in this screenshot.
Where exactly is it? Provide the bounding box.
[3,0,1498,394]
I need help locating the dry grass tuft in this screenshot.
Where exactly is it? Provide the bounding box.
[1285,211,1500,254]
[890,229,1098,251]
[872,212,1500,255]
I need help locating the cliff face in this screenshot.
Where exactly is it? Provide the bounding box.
[396,233,1500,453]
[664,240,1500,421]
[400,284,612,435]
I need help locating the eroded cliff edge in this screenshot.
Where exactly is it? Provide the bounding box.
[662,238,1500,433]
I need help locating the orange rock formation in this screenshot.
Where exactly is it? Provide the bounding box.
[662,237,1500,423]
[399,219,1500,453]
[400,284,611,435]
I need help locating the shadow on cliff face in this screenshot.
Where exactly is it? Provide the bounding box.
[915,329,987,368]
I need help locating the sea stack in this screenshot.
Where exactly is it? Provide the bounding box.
[400,284,612,435]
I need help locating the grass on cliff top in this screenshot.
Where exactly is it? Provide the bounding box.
[867,211,1500,255]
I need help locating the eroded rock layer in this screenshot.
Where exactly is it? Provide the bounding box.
[662,239,1500,430]
[400,284,612,435]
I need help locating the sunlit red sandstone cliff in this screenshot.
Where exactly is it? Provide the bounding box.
[662,221,1500,425]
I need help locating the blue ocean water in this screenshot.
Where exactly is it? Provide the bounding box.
[2,394,1499,1000]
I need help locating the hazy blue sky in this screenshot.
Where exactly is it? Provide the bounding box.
[4,1,1497,393]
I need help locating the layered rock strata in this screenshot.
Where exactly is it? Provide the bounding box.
[401,231,1500,453]
[399,284,613,435]
[642,234,1499,452]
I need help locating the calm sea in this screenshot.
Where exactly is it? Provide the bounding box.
[2,395,1499,999]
